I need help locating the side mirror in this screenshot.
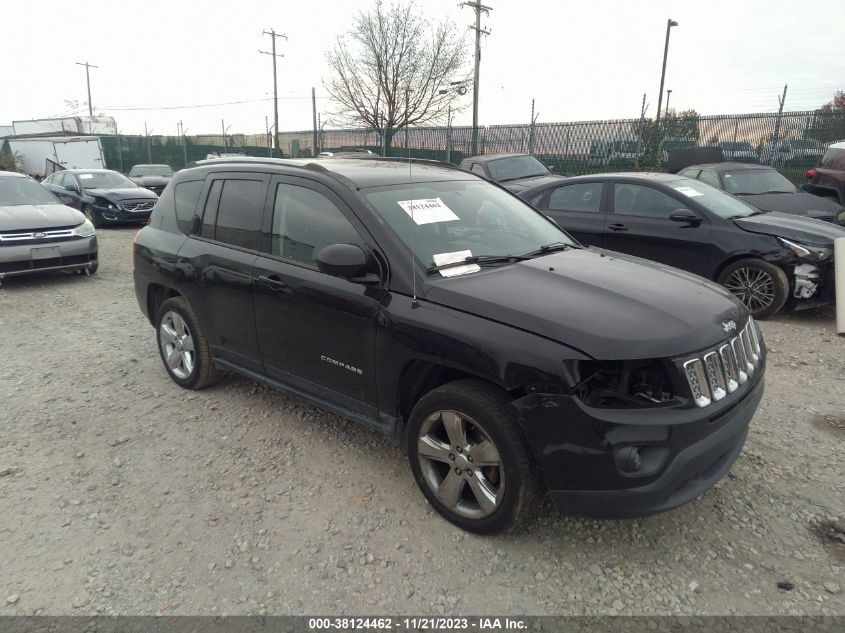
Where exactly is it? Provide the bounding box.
[669,209,701,225]
[315,243,378,283]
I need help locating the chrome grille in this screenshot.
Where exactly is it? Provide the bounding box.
[122,200,155,212]
[0,228,75,243]
[683,318,763,408]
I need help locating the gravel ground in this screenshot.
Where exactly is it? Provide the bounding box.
[0,226,843,616]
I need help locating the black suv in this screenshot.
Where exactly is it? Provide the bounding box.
[133,157,765,534]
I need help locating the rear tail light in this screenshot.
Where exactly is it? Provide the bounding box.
[806,169,816,180]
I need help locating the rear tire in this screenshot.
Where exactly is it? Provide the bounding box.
[407,379,541,534]
[717,258,789,319]
[155,296,222,389]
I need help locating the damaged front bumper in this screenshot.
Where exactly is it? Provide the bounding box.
[509,367,765,518]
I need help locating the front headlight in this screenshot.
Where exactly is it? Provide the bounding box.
[93,196,120,210]
[778,237,831,261]
[73,219,96,238]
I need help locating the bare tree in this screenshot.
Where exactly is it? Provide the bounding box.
[324,0,467,149]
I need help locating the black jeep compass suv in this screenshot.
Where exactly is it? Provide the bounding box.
[133,156,765,534]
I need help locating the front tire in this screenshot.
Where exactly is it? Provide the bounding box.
[717,258,789,319]
[407,379,540,534]
[156,297,222,389]
[82,205,103,228]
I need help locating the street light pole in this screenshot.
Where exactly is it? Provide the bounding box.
[665,89,672,116]
[654,19,678,129]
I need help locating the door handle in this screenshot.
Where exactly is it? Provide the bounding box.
[608,223,628,232]
[257,274,288,291]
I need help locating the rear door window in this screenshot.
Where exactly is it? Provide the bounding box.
[214,179,267,251]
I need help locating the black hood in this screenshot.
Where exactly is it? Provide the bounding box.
[130,176,172,187]
[737,191,844,222]
[423,248,745,360]
[502,174,565,193]
[84,187,158,202]
[733,211,845,246]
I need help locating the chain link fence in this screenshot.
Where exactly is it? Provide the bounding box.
[96,109,844,184]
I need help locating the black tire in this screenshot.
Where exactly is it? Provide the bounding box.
[406,379,541,534]
[87,260,98,275]
[82,204,103,228]
[717,258,789,319]
[155,296,222,389]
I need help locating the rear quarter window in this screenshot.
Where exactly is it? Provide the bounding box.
[173,180,204,232]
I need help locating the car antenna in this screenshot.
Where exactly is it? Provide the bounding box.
[406,88,419,309]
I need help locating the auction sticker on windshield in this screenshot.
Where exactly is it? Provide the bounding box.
[397,197,460,225]
[432,250,481,277]
[79,174,94,179]
[673,185,704,197]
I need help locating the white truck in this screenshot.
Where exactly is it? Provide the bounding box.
[3,136,105,177]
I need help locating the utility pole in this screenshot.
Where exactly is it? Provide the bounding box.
[221,119,230,149]
[265,116,272,157]
[178,121,188,167]
[144,122,152,163]
[260,28,287,154]
[460,1,492,155]
[770,84,788,165]
[312,87,318,158]
[637,93,648,154]
[317,114,322,153]
[665,89,672,116]
[654,19,678,130]
[75,61,98,117]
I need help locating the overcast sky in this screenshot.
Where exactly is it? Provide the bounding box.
[3,0,843,136]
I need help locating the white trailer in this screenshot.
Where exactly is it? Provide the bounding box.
[5,136,104,176]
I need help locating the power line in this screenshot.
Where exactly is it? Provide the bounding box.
[97,94,330,112]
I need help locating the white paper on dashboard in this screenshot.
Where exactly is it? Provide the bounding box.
[674,185,704,197]
[397,197,460,225]
[432,250,481,277]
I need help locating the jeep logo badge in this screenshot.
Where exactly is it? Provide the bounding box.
[722,320,737,333]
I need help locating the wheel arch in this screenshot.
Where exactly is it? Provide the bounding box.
[394,360,514,443]
[147,283,182,325]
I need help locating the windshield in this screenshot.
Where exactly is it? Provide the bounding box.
[486,156,549,182]
[0,176,60,206]
[129,165,173,177]
[662,139,696,150]
[77,171,138,189]
[719,142,753,151]
[612,141,638,153]
[363,180,576,272]
[669,178,759,219]
[722,169,796,195]
[789,140,823,150]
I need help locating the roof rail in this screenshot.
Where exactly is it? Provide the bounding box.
[337,155,465,170]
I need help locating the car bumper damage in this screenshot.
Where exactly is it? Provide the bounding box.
[510,361,765,519]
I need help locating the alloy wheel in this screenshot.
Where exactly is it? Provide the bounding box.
[723,267,775,314]
[417,410,504,520]
[159,310,196,380]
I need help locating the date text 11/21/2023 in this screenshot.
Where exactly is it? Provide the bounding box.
[307,617,528,630]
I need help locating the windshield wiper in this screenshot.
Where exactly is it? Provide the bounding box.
[520,241,578,258]
[737,190,793,195]
[497,173,547,183]
[426,254,530,273]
